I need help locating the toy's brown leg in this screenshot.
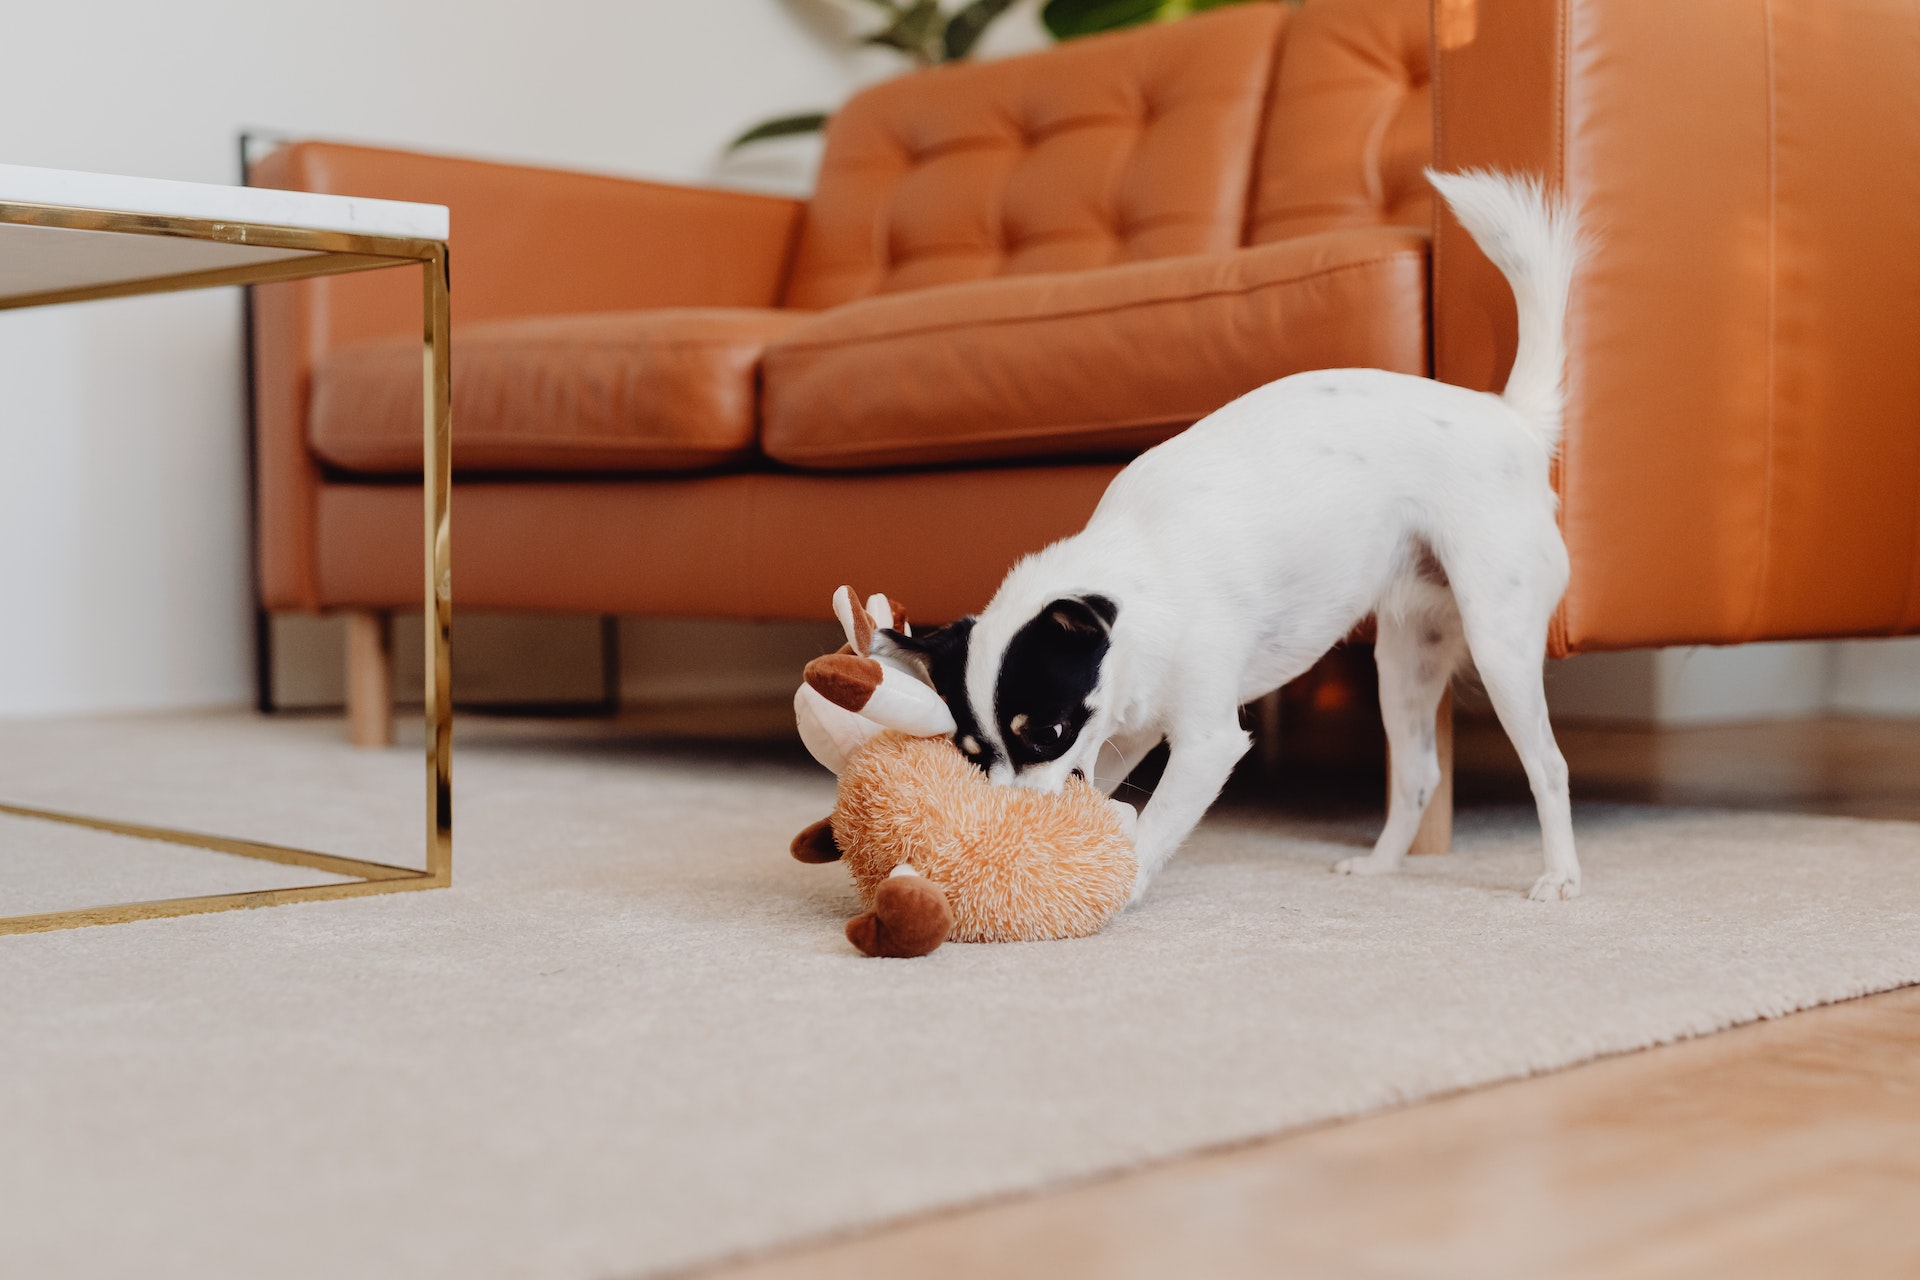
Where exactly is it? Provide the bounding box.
[846,875,953,958]
[790,817,842,863]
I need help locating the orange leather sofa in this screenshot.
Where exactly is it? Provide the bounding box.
[255,0,1428,633]
[253,0,1920,793]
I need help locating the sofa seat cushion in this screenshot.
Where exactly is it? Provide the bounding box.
[309,308,802,475]
[760,226,1429,471]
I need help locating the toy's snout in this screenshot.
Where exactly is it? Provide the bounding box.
[803,654,955,738]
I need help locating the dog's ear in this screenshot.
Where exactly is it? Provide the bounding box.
[1040,595,1118,639]
[873,619,969,683]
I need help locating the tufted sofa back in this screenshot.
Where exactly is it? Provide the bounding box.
[782,0,1435,311]
[1249,0,1433,243]
[781,3,1287,311]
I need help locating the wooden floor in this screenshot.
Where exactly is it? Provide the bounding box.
[675,710,1920,1279]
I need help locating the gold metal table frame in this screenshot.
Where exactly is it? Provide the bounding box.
[0,198,451,936]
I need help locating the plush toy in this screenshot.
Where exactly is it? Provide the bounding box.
[791,586,1138,958]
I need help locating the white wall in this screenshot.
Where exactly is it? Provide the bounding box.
[0,296,250,715]
[1830,639,1920,717]
[1547,638,1920,726]
[0,0,935,717]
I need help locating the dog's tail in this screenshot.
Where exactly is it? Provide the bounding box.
[1427,169,1582,456]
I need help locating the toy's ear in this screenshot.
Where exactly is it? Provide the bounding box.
[790,817,842,864]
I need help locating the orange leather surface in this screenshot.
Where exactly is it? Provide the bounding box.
[1249,0,1432,243]
[250,142,805,607]
[252,251,326,615]
[763,226,1429,470]
[309,309,801,475]
[1435,0,1920,652]
[782,4,1287,311]
[253,142,806,345]
[314,466,1120,622]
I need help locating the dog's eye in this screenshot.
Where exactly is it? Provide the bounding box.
[1010,714,1066,746]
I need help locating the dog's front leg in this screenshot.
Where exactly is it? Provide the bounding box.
[1091,728,1163,797]
[1128,717,1250,904]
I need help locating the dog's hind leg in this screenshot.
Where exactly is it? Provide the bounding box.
[1335,598,1465,878]
[1448,533,1582,901]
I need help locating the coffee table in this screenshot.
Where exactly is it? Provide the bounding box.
[0,162,452,935]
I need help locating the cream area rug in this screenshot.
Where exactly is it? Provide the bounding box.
[2,713,1917,1279]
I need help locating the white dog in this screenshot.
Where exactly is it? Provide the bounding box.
[880,170,1585,903]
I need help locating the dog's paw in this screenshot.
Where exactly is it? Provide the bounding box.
[1528,870,1583,902]
[1332,853,1402,877]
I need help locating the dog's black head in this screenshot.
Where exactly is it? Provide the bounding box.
[879,595,1117,784]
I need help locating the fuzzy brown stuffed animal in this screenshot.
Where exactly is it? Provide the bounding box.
[791,587,1137,958]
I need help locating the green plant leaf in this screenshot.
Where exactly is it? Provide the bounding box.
[727,111,831,151]
[942,0,1022,60]
[862,0,946,64]
[1040,0,1259,39]
[1040,0,1165,38]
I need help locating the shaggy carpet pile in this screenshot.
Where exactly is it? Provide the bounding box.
[2,714,1916,1278]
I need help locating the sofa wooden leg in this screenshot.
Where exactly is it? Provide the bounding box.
[1408,688,1454,856]
[344,609,394,748]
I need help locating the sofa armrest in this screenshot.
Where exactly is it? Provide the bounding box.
[1434,0,1920,653]
[250,140,805,610]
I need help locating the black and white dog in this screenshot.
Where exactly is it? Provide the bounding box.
[880,171,1585,903]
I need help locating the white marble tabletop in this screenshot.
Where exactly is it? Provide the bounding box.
[0,161,448,305]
